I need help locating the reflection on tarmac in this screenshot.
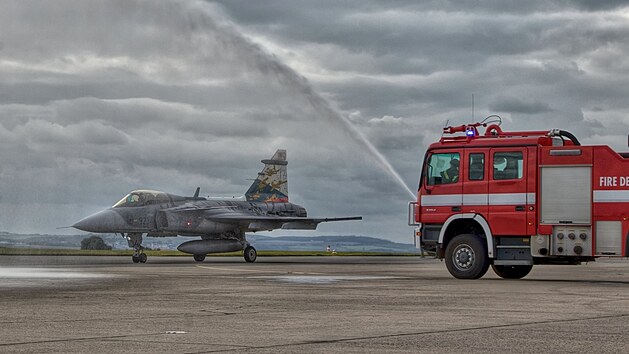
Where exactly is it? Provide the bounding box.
[0,268,112,288]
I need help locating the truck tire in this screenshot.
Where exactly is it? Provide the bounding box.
[445,234,490,279]
[491,264,532,279]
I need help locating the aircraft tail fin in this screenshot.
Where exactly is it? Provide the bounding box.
[245,149,289,202]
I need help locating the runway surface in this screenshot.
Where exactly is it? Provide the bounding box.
[2,255,629,353]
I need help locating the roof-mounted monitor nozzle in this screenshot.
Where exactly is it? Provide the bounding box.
[443,115,503,138]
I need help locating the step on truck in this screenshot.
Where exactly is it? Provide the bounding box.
[409,115,629,279]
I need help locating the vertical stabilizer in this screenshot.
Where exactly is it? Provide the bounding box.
[245,149,289,202]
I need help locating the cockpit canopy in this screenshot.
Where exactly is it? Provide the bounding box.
[113,190,171,208]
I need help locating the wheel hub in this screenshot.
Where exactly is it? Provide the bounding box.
[453,244,475,270]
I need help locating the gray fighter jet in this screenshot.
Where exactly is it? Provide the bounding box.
[72,150,361,263]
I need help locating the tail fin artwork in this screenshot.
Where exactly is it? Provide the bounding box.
[245,149,289,202]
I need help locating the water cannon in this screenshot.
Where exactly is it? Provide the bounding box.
[442,115,503,138]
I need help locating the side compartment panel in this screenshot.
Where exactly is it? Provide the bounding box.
[596,221,622,255]
[540,166,591,224]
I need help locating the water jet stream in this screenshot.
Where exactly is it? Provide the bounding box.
[192,3,417,200]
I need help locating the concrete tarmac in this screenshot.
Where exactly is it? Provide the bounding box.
[2,255,629,353]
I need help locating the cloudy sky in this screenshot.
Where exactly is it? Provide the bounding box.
[2,0,629,242]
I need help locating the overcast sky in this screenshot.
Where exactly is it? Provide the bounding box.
[2,0,629,242]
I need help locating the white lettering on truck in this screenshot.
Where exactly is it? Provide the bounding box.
[599,176,629,187]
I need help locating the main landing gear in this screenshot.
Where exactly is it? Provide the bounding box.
[244,245,257,263]
[125,232,147,264]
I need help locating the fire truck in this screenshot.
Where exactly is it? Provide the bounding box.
[409,115,629,279]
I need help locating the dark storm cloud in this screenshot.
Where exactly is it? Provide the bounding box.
[214,1,629,74]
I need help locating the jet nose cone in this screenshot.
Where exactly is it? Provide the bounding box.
[73,209,123,233]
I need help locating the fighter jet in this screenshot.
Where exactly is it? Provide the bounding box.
[72,150,362,263]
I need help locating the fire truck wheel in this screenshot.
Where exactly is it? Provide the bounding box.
[491,264,533,279]
[444,234,489,279]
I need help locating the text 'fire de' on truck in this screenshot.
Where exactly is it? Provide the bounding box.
[408,115,629,279]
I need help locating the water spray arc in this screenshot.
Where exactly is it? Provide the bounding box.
[304,93,416,200]
[304,93,417,200]
[296,82,417,200]
[192,4,416,200]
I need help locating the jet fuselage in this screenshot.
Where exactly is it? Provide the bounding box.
[73,193,307,237]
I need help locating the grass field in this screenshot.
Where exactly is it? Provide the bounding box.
[0,247,420,257]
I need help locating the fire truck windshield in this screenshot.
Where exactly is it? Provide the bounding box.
[426,153,460,185]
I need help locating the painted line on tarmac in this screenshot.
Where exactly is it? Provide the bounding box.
[195,265,270,273]
[194,265,323,275]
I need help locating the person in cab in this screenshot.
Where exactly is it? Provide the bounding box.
[441,158,459,183]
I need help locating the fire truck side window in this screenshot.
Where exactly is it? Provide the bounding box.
[426,152,460,185]
[493,151,523,180]
[468,153,485,180]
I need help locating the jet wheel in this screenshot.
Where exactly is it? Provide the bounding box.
[132,255,140,263]
[139,253,147,263]
[244,246,257,263]
[193,254,206,262]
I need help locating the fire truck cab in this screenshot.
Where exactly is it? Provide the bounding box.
[410,116,629,279]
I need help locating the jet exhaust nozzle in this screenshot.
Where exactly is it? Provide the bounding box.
[177,239,245,255]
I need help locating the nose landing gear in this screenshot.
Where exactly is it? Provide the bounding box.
[125,233,147,264]
[132,253,148,263]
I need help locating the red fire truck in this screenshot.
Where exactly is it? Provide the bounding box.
[409,115,629,279]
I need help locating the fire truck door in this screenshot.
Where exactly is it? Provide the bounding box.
[488,147,528,235]
[462,150,489,215]
[420,151,463,225]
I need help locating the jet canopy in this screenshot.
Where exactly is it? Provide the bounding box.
[113,190,171,208]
